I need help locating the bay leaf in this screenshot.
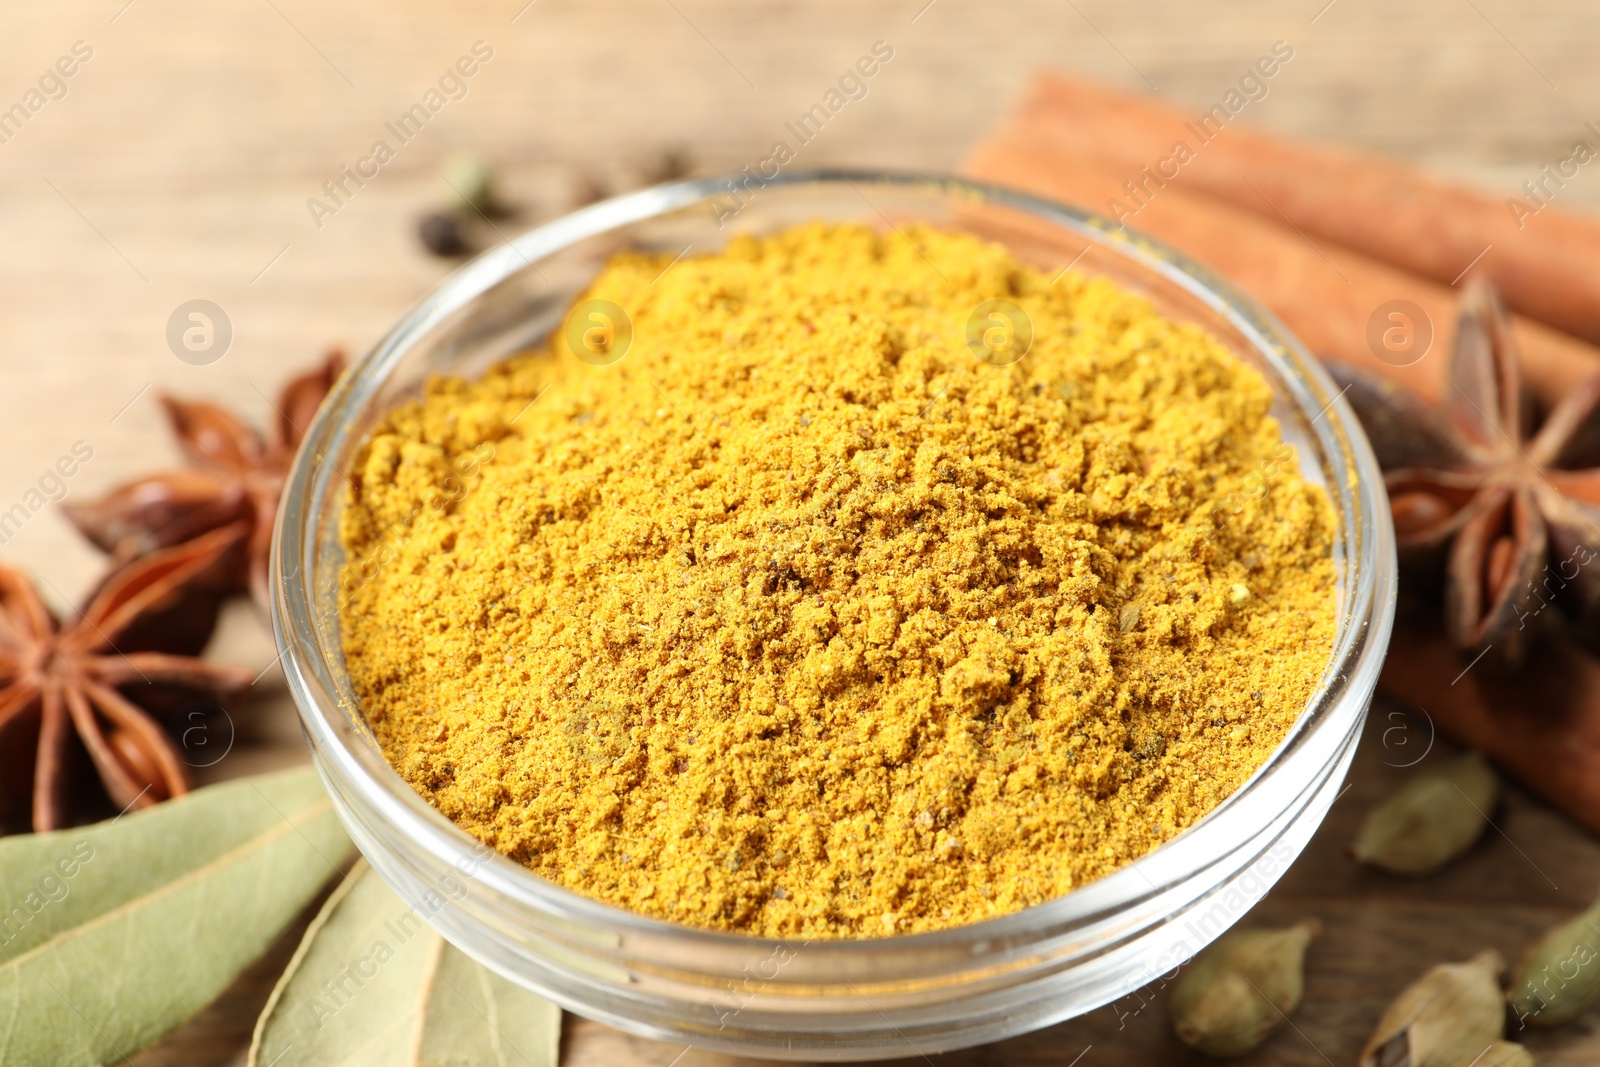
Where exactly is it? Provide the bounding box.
[249,860,561,1067]
[0,765,352,1065]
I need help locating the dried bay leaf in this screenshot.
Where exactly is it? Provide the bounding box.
[250,860,561,1067]
[0,766,352,1065]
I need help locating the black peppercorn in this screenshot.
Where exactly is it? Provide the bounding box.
[417,211,470,257]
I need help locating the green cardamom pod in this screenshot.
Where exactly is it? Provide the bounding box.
[1168,919,1320,1057]
[1359,949,1506,1067]
[1353,750,1498,875]
[1466,1041,1535,1067]
[441,151,497,215]
[1507,884,1600,1028]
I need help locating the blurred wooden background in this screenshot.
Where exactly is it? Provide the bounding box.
[3,0,1600,1063]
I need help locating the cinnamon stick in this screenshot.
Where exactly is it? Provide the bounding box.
[1379,597,1600,835]
[963,133,1600,408]
[1009,72,1600,346]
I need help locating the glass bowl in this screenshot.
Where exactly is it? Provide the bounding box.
[272,170,1396,1061]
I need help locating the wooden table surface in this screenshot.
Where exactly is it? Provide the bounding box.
[4,1,1600,1063]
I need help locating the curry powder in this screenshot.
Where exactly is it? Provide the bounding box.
[339,223,1338,938]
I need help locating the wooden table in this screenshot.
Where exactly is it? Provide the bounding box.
[3,0,1598,1062]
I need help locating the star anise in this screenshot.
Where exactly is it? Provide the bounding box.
[0,524,253,832]
[63,351,344,612]
[1330,279,1600,670]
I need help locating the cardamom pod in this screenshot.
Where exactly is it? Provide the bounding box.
[1353,750,1498,875]
[1359,950,1506,1067]
[1507,884,1600,1028]
[1168,919,1320,1057]
[1467,1041,1535,1067]
[440,150,497,215]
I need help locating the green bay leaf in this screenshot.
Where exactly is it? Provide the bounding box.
[249,861,561,1067]
[0,765,352,1066]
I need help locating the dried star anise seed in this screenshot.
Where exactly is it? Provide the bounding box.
[0,524,254,833]
[64,351,344,612]
[1330,278,1600,670]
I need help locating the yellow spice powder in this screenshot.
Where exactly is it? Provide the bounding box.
[339,222,1338,939]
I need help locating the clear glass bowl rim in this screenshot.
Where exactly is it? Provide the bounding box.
[271,168,1396,956]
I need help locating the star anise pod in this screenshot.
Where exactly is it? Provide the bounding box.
[0,524,253,832]
[1330,278,1600,671]
[63,351,344,612]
